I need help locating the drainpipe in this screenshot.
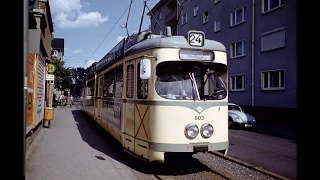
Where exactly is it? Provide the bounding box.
[251,0,255,106]
[23,0,29,178]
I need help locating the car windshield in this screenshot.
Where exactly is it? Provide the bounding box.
[155,61,227,100]
[228,104,242,111]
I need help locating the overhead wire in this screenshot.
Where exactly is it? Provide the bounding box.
[85,0,136,65]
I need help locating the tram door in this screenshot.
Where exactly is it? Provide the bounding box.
[123,60,135,152]
[97,75,104,123]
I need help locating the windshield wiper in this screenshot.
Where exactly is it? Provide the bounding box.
[188,72,200,100]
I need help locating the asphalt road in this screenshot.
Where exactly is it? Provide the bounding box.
[228,129,296,180]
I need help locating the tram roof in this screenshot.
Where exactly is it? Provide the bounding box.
[89,30,227,76]
[125,33,227,56]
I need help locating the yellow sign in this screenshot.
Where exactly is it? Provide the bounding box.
[46,64,56,73]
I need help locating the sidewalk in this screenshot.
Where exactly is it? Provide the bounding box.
[25,106,136,180]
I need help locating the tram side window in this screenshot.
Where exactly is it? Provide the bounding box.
[137,62,148,99]
[87,80,94,96]
[202,68,227,100]
[104,70,114,97]
[126,64,134,98]
[115,64,123,98]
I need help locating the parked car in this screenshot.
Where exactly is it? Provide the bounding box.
[228,103,256,128]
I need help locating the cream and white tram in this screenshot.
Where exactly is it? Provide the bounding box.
[81,27,229,162]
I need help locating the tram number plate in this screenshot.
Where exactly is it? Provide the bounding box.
[187,31,205,47]
[194,145,208,152]
[195,116,204,120]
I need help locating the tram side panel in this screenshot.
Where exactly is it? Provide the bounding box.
[133,58,153,160]
[123,60,136,152]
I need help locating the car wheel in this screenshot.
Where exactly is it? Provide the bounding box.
[228,117,233,128]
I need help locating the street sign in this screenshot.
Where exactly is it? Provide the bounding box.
[46,64,56,73]
[46,74,55,81]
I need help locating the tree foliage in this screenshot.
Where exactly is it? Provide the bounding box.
[51,56,72,91]
[51,56,86,96]
[71,67,86,96]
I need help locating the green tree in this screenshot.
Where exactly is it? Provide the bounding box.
[70,67,86,96]
[51,56,73,91]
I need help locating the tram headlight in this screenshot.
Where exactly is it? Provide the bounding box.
[185,123,199,139]
[201,123,214,138]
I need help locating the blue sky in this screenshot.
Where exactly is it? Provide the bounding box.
[50,0,159,69]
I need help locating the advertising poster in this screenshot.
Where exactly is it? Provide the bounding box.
[26,53,36,134]
[102,101,122,130]
[34,51,46,127]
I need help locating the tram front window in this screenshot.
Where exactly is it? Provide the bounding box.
[155,62,227,100]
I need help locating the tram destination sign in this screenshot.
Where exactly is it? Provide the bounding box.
[179,50,214,61]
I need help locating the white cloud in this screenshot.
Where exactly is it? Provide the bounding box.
[72,48,82,54]
[85,59,98,68]
[50,0,107,29]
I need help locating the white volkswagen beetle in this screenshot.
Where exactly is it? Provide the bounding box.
[228,103,256,128]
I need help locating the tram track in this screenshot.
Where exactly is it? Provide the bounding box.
[207,151,289,180]
[148,151,289,180]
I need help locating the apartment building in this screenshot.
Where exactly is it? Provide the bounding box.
[148,0,297,123]
[52,38,65,61]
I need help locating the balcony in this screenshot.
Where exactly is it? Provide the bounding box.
[165,10,177,27]
[166,0,177,9]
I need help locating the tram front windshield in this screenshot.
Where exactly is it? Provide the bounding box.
[155,61,227,100]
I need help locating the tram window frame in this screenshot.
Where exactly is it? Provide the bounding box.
[137,62,148,99]
[95,78,99,96]
[126,64,134,98]
[87,80,94,96]
[115,64,123,98]
[103,70,115,97]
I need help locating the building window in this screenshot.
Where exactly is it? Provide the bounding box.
[203,11,209,24]
[262,0,284,13]
[53,50,58,56]
[230,74,245,91]
[261,27,285,52]
[261,69,285,90]
[159,10,162,20]
[230,5,246,27]
[215,0,221,4]
[182,12,188,25]
[230,40,246,58]
[214,18,221,32]
[194,6,198,17]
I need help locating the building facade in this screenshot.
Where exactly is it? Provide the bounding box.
[149,0,297,123]
[26,0,54,151]
[52,38,65,61]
